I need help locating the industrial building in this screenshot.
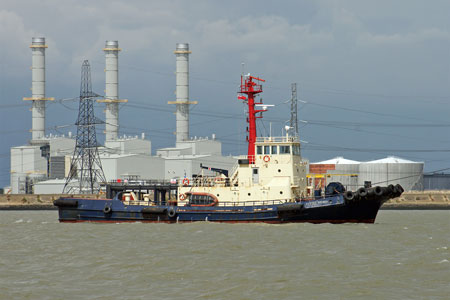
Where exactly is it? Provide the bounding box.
[9,38,234,194]
[309,156,424,191]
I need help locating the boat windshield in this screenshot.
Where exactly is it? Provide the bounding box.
[256,144,300,156]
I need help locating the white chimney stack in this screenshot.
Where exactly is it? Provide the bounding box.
[99,40,127,141]
[24,37,54,143]
[169,43,197,145]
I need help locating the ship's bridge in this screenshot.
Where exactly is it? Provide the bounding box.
[255,136,301,157]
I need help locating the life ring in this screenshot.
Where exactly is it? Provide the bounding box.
[179,194,186,201]
[103,206,112,214]
[182,178,190,186]
[263,155,270,162]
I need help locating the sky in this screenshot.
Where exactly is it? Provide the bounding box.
[1,0,450,187]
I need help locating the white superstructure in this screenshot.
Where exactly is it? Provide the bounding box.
[177,136,308,205]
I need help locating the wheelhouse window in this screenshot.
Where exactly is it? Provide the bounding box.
[264,145,270,155]
[271,145,278,154]
[280,145,291,154]
[293,145,300,156]
[257,146,262,155]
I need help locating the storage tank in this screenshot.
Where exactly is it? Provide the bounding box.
[359,156,423,191]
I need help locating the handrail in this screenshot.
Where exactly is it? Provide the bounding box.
[108,179,178,186]
[196,199,287,207]
[255,136,299,143]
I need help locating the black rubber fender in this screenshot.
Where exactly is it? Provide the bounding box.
[53,198,78,207]
[357,187,368,198]
[344,190,355,202]
[394,184,404,197]
[103,205,112,214]
[373,186,383,197]
[277,203,304,212]
[167,207,177,218]
[142,207,167,214]
[386,184,395,196]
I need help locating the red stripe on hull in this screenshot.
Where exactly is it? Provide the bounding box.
[59,218,375,224]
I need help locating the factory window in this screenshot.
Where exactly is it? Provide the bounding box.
[257,146,262,155]
[264,145,270,154]
[280,145,290,154]
[271,146,278,154]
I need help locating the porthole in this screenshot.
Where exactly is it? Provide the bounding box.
[280,191,283,194]
[248,193,251,196]
[278,169,281,173]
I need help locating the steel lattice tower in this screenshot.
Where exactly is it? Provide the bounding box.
[63,60,106,194]
[289,83,299,137]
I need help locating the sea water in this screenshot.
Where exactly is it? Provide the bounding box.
[0,210,448,299]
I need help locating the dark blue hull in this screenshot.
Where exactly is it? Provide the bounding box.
[54,194,388,224]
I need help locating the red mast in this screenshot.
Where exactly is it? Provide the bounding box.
[238,75,266,164]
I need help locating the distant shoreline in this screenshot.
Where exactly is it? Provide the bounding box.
[0,205,57,210]
[380,203,450,210]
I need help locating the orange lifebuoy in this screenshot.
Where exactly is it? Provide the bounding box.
[179,194,186,201]
[182,178,190,186]
[263,155,270,162]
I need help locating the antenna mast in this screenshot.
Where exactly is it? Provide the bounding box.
[63,60,106,194]
[289,83,299,137]
[238,74,266,164]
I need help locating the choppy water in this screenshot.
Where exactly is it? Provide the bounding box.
[0,211,449,300]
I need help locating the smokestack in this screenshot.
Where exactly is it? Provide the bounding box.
[23,37,54,143]
[99,40,127,141]
[169,43,197,144]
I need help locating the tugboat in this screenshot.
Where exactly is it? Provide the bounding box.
[55,74,403,223]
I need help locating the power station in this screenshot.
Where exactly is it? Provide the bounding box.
[7,37,425,194]
[9,37,235,194]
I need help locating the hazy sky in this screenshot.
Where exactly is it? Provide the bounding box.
[1,0,450,187]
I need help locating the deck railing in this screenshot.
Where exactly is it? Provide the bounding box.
[255,136,299,143]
